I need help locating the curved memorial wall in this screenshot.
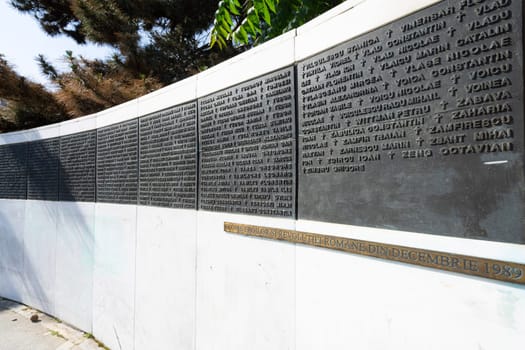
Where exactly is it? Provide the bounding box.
[0,0,524,349]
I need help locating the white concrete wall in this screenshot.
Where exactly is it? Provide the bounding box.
[135,206,197,350]
[195,212,296,350]
[22,201,58,315]
[295,220,525,350]
[0,0,524,349]
[0,199,26,303]
[92,203,137,350]
[55,202,95,332]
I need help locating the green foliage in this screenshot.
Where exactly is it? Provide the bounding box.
[210,0,278,49]
[11,0,236,84]
[1,0,342,132]
[36,54,58,80]
[10,0,87,43]
[1,0,240,131]
[210,0,345,48]
[0,54,68,131]
[11,0,218,45]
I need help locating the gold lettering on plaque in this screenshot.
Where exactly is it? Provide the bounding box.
[224,222,525,285]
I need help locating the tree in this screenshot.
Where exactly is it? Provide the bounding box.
[38,52,163,117]
[11,0,237,84]
[1,0,239,131]
[210,0,345,48]
[1,0,341,132]
[0,54,67,130]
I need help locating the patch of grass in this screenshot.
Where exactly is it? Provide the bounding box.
[49,330,66,340]
[97,341,110,350]
[84,333,109,350]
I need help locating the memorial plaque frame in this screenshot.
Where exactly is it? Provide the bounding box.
[27,138,60,201]
[198,66,297,218]
[0,142,28,200]
[97,119,139,205]
[139,101,198,209]
[297,0,525,243]
[59,130,97,202]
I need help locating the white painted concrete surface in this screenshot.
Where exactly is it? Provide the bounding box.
[137,76,197,118]
[59,113,97,137]
[295,221,525,350]
[97,99,139,129]
[196,211,296,350]
[0,200,26,303]
[134,206,197,350]
[22,200,58,315]
[92,203,137,350]
[196,30,296,98]
[0,123,60,145]
[55,202,95,332]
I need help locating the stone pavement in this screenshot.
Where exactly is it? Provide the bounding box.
[0,297,107,350]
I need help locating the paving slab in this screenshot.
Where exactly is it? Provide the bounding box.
[0,298,106,350]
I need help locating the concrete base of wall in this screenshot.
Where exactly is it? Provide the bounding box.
[1,199,524,350]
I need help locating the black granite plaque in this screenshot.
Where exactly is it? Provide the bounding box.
[59,131,96,202]
[297,0,525,243]
[28,139,59,200]
[199,67,296,217]
[0,143,27,199]
[139,102,198,208]
[97,120,138,204]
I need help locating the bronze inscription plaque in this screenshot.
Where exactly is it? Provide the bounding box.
[225,222,525,285]
[199,67,296,217]
[297,0,525,243]
[139,102,198,209]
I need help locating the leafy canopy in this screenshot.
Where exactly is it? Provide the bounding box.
[1,0,344,132]
[210,0,344,48]
[11,0,233,84]
[1,0,237,131]
[0,54,67,130]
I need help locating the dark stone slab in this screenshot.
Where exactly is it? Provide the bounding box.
[59,131,96,202]
[139,102,198,209]
[297,0,525,243]
[0,143,27,199]
[97,120,138,204]
[28,139,60,201]
[199,66,296,217]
